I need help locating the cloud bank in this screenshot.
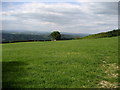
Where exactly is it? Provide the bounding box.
[2,2,118,34]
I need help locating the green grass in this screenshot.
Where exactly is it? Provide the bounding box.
[82,29,120,39]
[2,37,118,88]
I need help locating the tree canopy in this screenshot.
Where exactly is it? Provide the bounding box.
[50,31,61,40]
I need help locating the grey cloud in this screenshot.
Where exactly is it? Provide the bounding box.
[2,2,118,33]
[92,2,118,15]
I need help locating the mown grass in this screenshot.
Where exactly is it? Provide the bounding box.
[2,37,118,88]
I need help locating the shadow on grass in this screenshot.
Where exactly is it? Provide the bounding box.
[2,61,28,88]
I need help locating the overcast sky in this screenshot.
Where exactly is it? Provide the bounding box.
[1,1,118,34]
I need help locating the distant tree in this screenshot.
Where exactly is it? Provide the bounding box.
[50,31,61,40]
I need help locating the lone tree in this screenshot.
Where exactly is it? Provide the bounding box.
[50,31,61,40]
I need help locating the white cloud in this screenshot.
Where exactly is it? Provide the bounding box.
[2,0,120,2]
[2,2,118,34]
[76,0,119,2]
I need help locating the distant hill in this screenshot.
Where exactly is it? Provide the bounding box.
[82,29,120,39]
[1,30,89,43]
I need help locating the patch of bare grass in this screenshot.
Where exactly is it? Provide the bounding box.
[98,63,119,88]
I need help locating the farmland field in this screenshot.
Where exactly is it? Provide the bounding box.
[2,37,119,88]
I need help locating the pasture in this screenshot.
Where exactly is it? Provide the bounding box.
[2,37,118,88]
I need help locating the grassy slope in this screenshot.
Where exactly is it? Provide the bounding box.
[82,29,120,39]
[2,37,118,88]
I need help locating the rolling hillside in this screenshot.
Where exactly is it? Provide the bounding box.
[82,29,120,39]
[1,30,89,43]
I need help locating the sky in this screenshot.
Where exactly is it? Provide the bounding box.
[1,0,119,34]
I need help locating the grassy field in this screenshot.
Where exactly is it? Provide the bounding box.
[2,37,119,88]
